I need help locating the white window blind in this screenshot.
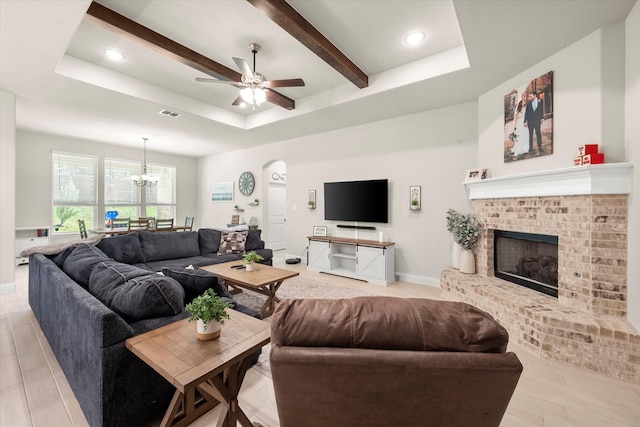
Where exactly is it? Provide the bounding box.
[52,153,97,204]
[52,152,98,233]
[145,164,176,205]
[145,163,176,219]
[105,158,141,205]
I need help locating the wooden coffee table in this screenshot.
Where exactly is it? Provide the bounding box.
[125,312,270,427]
[200,261,299,318]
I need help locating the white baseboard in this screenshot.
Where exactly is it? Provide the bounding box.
[394,273,440,287]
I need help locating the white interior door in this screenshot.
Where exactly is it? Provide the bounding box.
[267,183,286,250]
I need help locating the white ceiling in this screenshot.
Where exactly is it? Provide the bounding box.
[1,0,636,157]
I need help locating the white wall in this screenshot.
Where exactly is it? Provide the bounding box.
[198,101,478,285]
[15,131,199,239]
[0,90,16,293]
[625,1,640,329]
[479,22,627,176]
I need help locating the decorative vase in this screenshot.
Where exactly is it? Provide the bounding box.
[459,249,476,274]
[451,241,462,269]
[246,263,255,272]
[196,319,221,341]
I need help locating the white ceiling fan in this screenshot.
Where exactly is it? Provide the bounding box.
[196,43,305,110]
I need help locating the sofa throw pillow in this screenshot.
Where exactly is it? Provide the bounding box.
[245,229,263,251]
[217,231,247,255]
[90,260,184,321]
[52,246,74,269]
[96,233,145,264]
[63,244,111,287]
[161,267,232,304]
[198,228,222,255]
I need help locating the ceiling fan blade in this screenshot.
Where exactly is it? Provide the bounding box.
[233,57,254,79]
[196,77,236,84]
[264,78,305,88]
[196,78,245,90]
[265,88,296,110]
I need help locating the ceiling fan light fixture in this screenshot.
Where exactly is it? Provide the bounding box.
[240,87,267,106]
[254,88,267,105]
[405,31,425,46]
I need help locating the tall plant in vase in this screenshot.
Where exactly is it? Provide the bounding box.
[446,209,463,269]
[452,213,483,274]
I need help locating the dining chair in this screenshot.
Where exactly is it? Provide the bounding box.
[184,216,194,231]
[139,217,155,229]
[154,218,174,232]
[78,219,88,239]
[130,218,150,231]
[110,218,130,234]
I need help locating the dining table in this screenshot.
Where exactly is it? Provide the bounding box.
[90,225,191,235]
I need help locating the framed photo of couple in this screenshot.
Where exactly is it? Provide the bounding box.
[503,71,554,163]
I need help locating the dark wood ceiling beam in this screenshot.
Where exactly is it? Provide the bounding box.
[247,0,368,89]
[84,1,295,110]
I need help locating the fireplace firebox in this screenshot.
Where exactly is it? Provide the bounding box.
[493,230,559,297]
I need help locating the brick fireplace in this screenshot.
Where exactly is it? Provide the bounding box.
[441,164,639,384]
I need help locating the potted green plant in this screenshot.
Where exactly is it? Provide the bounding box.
[411,199,419,210]
[307,200,316,209]
[453,213,482,250]
[446,209,463,269]
[185,289,232,341]
[451,213,483,274]
[243,250,264,271]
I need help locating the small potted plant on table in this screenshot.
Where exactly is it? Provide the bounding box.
[243,251,264,271]
[186,289,232,341]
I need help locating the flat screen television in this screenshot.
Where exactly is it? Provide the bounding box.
[324,179,388,223]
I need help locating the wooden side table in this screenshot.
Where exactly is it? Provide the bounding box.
[126,312,270,427]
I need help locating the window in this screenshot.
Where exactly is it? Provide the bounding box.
[105,158,141,221]
[52,152,98,233]
[145,164,176,219]
[51,153,177,233]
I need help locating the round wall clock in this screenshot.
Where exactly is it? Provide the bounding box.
[238,171,255,196]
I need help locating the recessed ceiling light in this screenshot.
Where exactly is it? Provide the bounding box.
[104,49,124,61]
[405,31,425,46]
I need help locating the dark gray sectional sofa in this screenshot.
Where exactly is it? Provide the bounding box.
[28,228,272,427]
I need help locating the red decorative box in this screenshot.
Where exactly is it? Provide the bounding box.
[577,144,599,156]
[573,156,583,166]
[583,153,605,165]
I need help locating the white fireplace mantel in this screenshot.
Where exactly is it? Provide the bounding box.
[464,163,633,200]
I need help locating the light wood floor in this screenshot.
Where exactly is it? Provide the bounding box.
[1,253,639,426]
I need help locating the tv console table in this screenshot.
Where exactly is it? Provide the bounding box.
[307,236,396,286]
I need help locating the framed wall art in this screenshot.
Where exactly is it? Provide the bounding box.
[410,186,421,211]
[313,226,327,237]
[308,190,316,209]
[211,181,233,202]
[503,71,554,163]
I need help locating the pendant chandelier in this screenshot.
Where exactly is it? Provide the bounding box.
[131,138,158,187]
